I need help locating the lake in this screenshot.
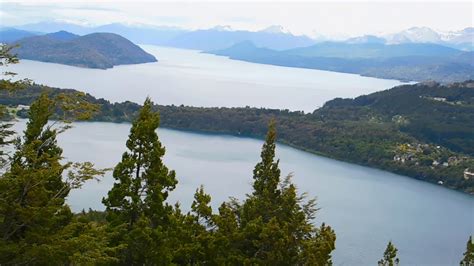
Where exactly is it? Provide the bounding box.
[10,120,474,265]
[8,45,406,113]
[5,45,472,265]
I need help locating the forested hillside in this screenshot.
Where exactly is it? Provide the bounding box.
[12,31,157,69]
[2,81,473,193]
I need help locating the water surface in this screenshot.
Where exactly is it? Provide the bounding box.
[10,120,474,265]
[9,45,406,112]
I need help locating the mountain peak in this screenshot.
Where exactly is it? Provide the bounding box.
[45,30,79,41]
[260,25,291,34]
[346,35,386,44]
[211,25,233,31]
[386,26,441,44]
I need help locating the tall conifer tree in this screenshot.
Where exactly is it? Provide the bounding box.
[0,93,113,264]
[103,97,178,264]
[214,120,336,265]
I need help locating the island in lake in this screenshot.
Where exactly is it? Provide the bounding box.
[12,31,157,69]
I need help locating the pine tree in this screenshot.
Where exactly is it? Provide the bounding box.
[461,236,474,266]
[0,93,113,264]
[0,93,68,263]
[378,241,400,266]
[0,44,26,168]
[213,120,336,265]
[172,186,215,264]
[102,97,178,264]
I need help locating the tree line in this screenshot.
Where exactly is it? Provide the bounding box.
[2,82,474,193]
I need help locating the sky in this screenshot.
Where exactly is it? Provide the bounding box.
[0,1,472,38]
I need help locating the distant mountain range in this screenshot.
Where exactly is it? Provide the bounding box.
[384,27,474,50]
[207,41,474,83]
[0,28,39,43]
[2,22,314,50]
[164,25,315,50]
[11,31,157,69]
[2,21,472,51]
[1,22,472,80]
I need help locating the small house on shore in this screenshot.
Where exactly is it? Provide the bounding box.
[464,169,474,180]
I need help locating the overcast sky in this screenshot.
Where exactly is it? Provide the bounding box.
[0,1,472,38]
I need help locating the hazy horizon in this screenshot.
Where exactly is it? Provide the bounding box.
[1,1,472,39]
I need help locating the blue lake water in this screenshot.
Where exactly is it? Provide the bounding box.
[9,45,406,113]
[10,120,474,266]
[6,45,471,265]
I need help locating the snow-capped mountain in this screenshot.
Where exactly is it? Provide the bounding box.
[439,27,474,44]
[386,27,442,44]
[211,25,234,32]
[377,26,473,50]
[346,35,386,44]
[259,25,292,35]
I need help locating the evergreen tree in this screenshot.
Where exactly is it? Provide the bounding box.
[102,97,178,264]
[172,186,215,264]
[0,93,113,264]
[0,44,24,168]
[378,241,400,266]
[214,120,336,265]
[461,236,474,266]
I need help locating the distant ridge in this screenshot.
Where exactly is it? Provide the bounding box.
[45,30,79,41]
[13,31,157,69]
[12,21,474,51]
[164,26,315,51]
[0,28,39,43]
[208,41,473,83]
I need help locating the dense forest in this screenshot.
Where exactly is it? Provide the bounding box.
[2,81,473,193]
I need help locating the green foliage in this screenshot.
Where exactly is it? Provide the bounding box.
[0,44,31,92]
[234,123,336,265]
[0,44,24,168]
[76,208,108,224]
[0,62,470,264]
[4,81,472,193]
[102,97,179,264]
[179,122,337,265]
[0,122,14,168]
[378,241,400,266]
[0,93,112,264]
[461,236,474,266]
[0,45,95,169]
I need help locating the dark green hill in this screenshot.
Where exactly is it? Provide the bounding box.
[13,31,157,69]
[323,81,474,155]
